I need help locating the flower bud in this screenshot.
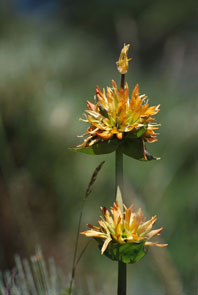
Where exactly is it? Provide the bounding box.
[116,44,131,74]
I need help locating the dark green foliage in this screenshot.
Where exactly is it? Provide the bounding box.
[70,139,120,155]
[97,241,147,264]
[71,138,157,161]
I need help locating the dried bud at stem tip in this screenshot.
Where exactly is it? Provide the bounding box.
[116,44,132,74]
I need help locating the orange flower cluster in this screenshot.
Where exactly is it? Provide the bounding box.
[78,81,160,148]
[78,44,160,149]
[81,201,167,255]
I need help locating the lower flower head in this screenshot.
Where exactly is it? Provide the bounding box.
[81,201,167,263]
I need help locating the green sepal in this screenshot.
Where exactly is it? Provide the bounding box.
[69,139,120,155]
[126,127,147,139]
[97,240,147,264]
[136,127,147,138]
[98,105,109,118]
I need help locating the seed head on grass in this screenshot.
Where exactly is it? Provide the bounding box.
[85,160,105,199]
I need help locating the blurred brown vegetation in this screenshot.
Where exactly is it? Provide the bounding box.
[0,0,198,294]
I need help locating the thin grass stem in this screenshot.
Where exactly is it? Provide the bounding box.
[68,161,105,295]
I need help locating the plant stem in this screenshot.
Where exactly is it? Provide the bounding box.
[118,261,127,295]
[115,149,123,212]
[68,202,84,295]
[68,161,105,295]
[115,149,127,295]
[121,74,125,89]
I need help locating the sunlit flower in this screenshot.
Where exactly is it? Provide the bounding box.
[116,44,132,74]
[81,201,167,256]
[78,81,160,148]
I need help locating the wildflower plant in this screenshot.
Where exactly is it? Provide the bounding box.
[71,44,167,295]
[81,201,167,264]
[72,44,160,161]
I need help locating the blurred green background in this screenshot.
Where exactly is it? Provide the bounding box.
[0,0,197,294]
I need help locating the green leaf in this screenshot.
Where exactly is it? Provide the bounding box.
[98,241,147,264]
[136,127,147,138]
[70,137,159,161]
[69,139,120,155]
[126,127,147,139]
[120,138,158,161]
[120,138,146,160]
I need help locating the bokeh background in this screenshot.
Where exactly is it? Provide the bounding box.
[0,0,198,294]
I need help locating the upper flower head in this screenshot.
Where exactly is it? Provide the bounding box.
[116,44,132,74]
[78,81,160,148]
[81,201,167,256]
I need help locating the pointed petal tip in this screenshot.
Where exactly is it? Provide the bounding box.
[101,237,112,254]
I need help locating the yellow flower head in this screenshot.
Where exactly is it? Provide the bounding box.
[81,201,167,256]
[78,81,160,148]
[116,44,132,74]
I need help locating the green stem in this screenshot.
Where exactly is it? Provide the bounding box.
[68,201,84,295]
[121,74,125,89]
[115,149,127,295]
[118,261,127,295]
[115,149,123,211]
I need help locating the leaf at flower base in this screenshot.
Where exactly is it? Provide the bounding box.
[98,241,147,264]
[70,139,120,155]
[144,149,158,161]
[119,138,145,160]
[120,138,158,161]
[70,137,159,160]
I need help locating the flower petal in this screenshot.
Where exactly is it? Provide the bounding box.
[101,237,112,254]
